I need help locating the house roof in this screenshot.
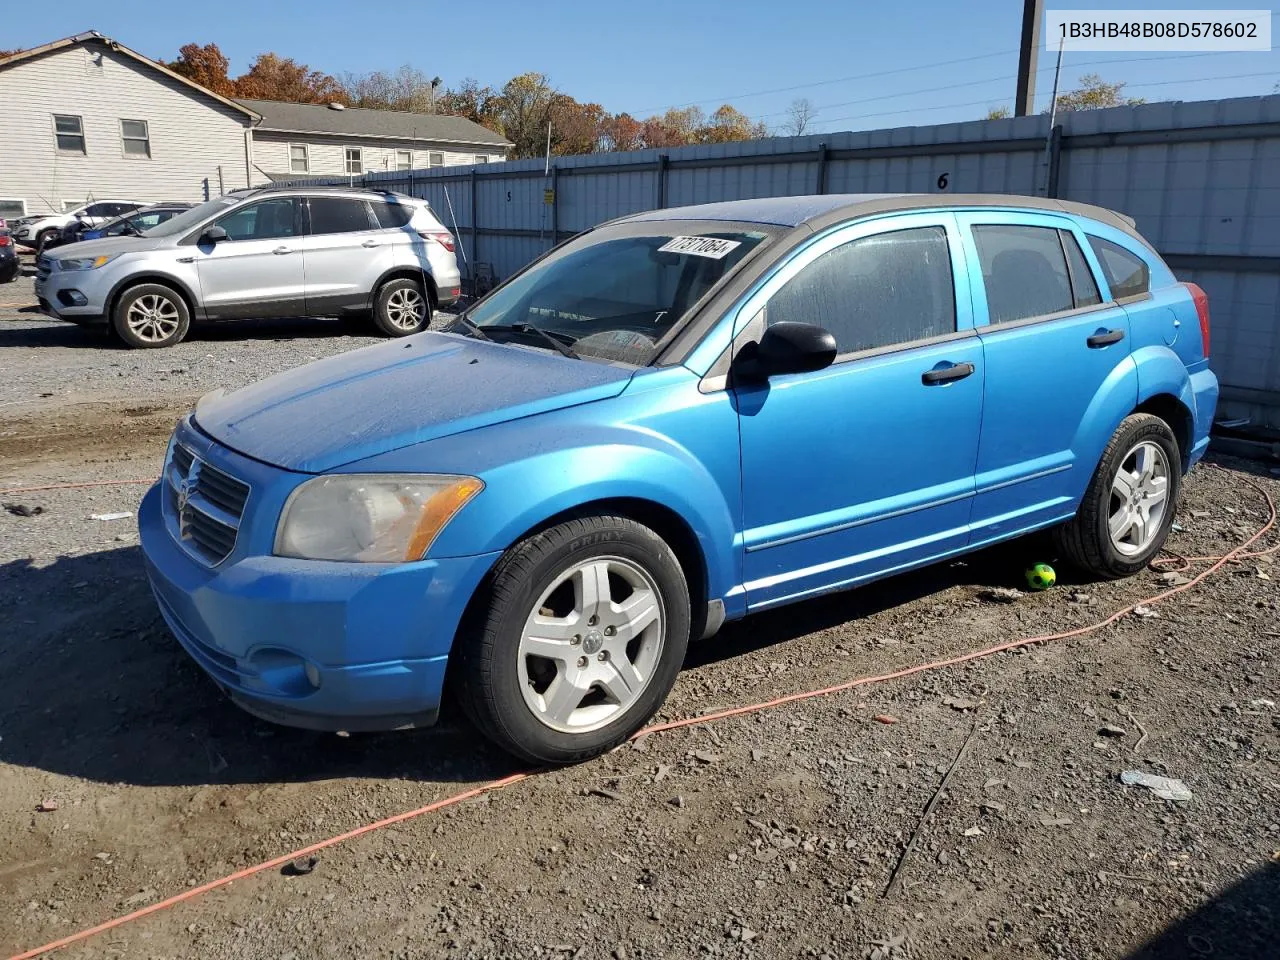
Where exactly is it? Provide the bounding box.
[0,31,260,121]
[236,98,512,149]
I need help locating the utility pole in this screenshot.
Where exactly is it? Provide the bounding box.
[1015,0,1044,116]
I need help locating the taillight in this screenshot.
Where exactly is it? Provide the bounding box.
[419,230,455,253]
[0,234,10,247]
[1183,282,1210,357]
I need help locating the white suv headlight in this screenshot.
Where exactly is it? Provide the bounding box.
[275,474,483,562]
[59,254,119,271]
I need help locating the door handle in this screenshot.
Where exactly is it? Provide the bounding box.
[1087,328,1125,348]
[921,361,975,385]
[272,246,292,255]
[361,239,379,248]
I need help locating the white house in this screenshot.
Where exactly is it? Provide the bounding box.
[0,32,512,220]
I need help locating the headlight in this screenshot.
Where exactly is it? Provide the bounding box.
[275,474,483,562]
[59,254,119,271]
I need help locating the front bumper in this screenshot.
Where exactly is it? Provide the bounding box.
[34,265,109,323]
[138,446,500,731]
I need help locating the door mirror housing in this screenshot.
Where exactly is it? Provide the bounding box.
[734,321,838,381]
[200,225,228,244]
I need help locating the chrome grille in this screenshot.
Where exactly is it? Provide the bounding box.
[166,444,251,565]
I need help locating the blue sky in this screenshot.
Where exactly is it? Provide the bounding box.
[6,1,1278,133]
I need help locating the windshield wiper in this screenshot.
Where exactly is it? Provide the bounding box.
[485,322,580,360]
[452,314,493,342]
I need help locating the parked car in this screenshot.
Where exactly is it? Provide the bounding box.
[59,202,194,246]
[138,193,1217,764]
[35,186,459,348]
[13,200,149,252]
[0,229,17,283]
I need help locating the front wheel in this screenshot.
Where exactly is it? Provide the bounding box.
[455,516,691,764]
[112,283,191,348]
[372,277,431,337]
[1054,413,1181,579]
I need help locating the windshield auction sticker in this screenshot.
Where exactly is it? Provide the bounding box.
[658,236,743,259]
[1046,10,1270,51]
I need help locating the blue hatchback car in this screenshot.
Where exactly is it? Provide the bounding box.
[139,193,1217,763]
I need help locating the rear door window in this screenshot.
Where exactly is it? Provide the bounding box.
[309,197,375,235]
[1087,235,1150,300]
[1060,231,1101,308]
[972,224,1074,324]
[765,226,956,355]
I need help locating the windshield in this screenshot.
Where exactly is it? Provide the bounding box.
[143,195,241,238]
[461,226,770,364]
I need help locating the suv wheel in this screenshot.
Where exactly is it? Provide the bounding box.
[112,283,191,349]
[455,516,691,764]
[372,277,430,336]
[1054,413,1181,579]
[35,228,57,253]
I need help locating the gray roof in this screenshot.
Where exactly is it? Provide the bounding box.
[237,98,511,148]
[618,193,1142,242]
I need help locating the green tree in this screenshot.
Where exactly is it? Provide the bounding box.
[1048,74,1145,113]
[985,105,1011,120]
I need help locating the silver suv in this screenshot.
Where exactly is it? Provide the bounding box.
[35,186,461,348]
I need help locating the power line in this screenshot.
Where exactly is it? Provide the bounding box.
[621,48,1021,117]
[813,69,1279,131]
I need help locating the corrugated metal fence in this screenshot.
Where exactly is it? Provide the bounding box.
[280,94,1280,428]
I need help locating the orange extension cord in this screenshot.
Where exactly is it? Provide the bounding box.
[4,467,1277,960]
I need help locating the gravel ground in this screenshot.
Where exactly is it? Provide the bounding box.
[2,255,1278,960]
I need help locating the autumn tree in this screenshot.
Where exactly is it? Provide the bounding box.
[1049,74,1144,113]
[167,42,235,96]
[782,98,816,136]
[550,95,605,155]
[340,65,441,113]
[601,113,644,152]
[0,48,23,59]
[234,53,348,104]
[438,78,503,131]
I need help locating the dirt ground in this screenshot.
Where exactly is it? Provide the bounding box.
[1,264,1278,959]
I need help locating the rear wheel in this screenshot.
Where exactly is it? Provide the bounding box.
[35,229,57,254]
[1054,413,1181,578]
[455,516,691,764]
[112,283,190,349]
[372,277,431,337]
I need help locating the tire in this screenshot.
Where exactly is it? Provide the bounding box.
[372,277,431,337]
[455,516,691,765]
[35,229,57,253]
[111,283,191,349]
[1053,413,1182,579]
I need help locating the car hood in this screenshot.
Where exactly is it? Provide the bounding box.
[50,235,168,259]
[194,332,636,473]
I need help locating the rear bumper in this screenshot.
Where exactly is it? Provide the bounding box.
[139,481,500,731]
[1188,366,1219,470]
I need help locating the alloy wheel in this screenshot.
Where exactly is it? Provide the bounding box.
[385,287,426,330]
[126,293,181,343]
[1108,439,1171,556]
[517,556,666,734]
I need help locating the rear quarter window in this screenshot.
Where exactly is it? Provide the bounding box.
[1087,235,1150,300]
[371,201,414,230]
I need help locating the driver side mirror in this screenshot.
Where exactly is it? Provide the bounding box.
[200,225,228,244]
[733,321,838,382]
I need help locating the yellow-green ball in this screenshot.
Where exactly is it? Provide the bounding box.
[1025,563,1056,590]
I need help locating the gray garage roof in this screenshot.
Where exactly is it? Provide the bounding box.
[237,98,511,148]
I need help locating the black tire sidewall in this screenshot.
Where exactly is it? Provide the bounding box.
[111,284,191,349]
[372,278,429,337]
[469,518,691,764]
[36,229,56,253]
[1088,417,1181,575]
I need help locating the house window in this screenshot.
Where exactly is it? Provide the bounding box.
[474,155,488,164]
[121,119,150,158]
[428,152,444,167]
[53,115,86,153]
[289,144,310,173]
[395,149,413,171]
[344,147,363,175]
[0,199,26,220]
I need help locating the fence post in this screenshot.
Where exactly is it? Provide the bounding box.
[656,154,669,209]
[1046,124,1064,198]
[550,164,559,246]
[469,168,479,290]
[816,142,829,195]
